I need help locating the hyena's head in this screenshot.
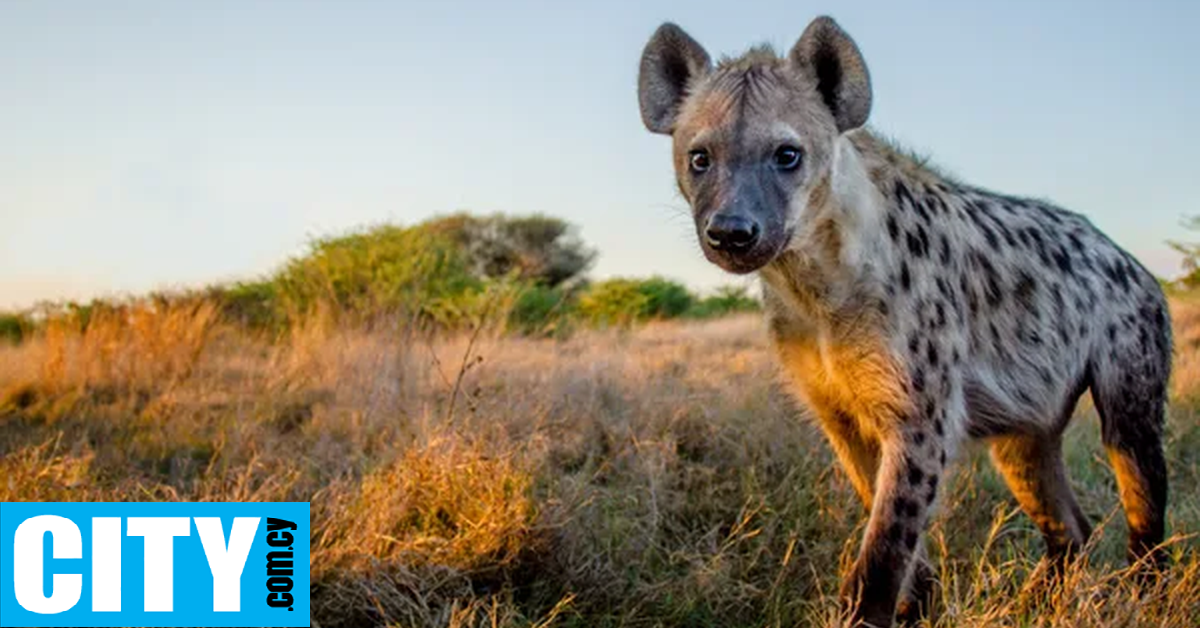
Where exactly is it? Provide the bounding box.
[637,17,872,274]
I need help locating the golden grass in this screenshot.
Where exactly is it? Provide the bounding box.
[1,301,1200,626]
[319,434,536,572]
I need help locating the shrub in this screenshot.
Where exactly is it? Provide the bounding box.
[254,213,595,330]
[638,276,694,318]
[207,280,281,331]
[458,213,595,287]
[687,285,761,318]
[508,284,577,336]
[0,312,29,345]
[577,277,693,326]
[271,221,483,327]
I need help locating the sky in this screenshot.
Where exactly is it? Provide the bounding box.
[2,1,1198,309]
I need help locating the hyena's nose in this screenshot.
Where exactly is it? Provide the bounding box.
[705,213,760,251]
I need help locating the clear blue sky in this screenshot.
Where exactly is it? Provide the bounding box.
[2,1,1197,309]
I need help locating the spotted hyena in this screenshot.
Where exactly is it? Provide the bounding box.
[637,15,1171,628]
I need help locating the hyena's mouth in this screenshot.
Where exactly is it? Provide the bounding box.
[700,226,792,275]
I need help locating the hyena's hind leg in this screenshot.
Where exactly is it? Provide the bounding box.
[1092,353,1170,568]
[989,434,1093,563]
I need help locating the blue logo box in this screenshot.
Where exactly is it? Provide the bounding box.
[0,502,310,627]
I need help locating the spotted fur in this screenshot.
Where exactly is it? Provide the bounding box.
[638,16,1171,628]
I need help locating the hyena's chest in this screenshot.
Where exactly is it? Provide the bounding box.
[770,319,911,436]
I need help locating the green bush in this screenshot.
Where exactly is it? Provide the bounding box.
[577,277,694,326]
[247,214,596,330]
[207,281,281,331]
[270,220,483,326]
[637,277,694,318]
[507,284,577,336]
[0,312,29,344]
[578,280,647,327]
[687,285,761,318]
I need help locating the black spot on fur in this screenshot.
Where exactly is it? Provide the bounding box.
[913,195,931,223]
[886,214,899,241]
[936,277,951,299]
[1012,269,1036,304]
[978,220,999,250]
[962,274,979,317]
[900,262,912,291]
[1068,232,1087,257]
[995,219,1018,247]
[895,180,914,211]
[906,231,925,258]
[1037,204,1064,225]
[977,255,1004,307]
[1025,227,1050,265]
[1053,246,1074,275]
[907,463,924,486]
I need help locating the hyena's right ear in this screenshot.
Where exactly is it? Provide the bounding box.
[638,23,711,135]
[789,16,872,133]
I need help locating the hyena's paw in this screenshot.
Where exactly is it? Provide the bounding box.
[894,561,936,627]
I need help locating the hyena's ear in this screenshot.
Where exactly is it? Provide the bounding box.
[789,16,872,132]
[638,23,711,135]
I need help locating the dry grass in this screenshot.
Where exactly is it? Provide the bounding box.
[1,300,1200,627]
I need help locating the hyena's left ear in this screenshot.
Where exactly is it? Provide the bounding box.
[789,16,872,132]
[638,23,712,135]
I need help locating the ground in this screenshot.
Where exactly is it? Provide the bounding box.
[1,297,1199,627]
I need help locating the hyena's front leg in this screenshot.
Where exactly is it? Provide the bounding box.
[841,424,946,627]
[895,539,936,625]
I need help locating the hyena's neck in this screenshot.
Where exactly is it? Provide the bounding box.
[760,132,900,319]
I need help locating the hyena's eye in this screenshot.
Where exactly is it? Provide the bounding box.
[688,150,711,174]
[773,146,802,171]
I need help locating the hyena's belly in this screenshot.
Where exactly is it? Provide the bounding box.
[961,358,1089,439]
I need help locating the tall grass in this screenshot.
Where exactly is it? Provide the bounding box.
[1,297,1198,626]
